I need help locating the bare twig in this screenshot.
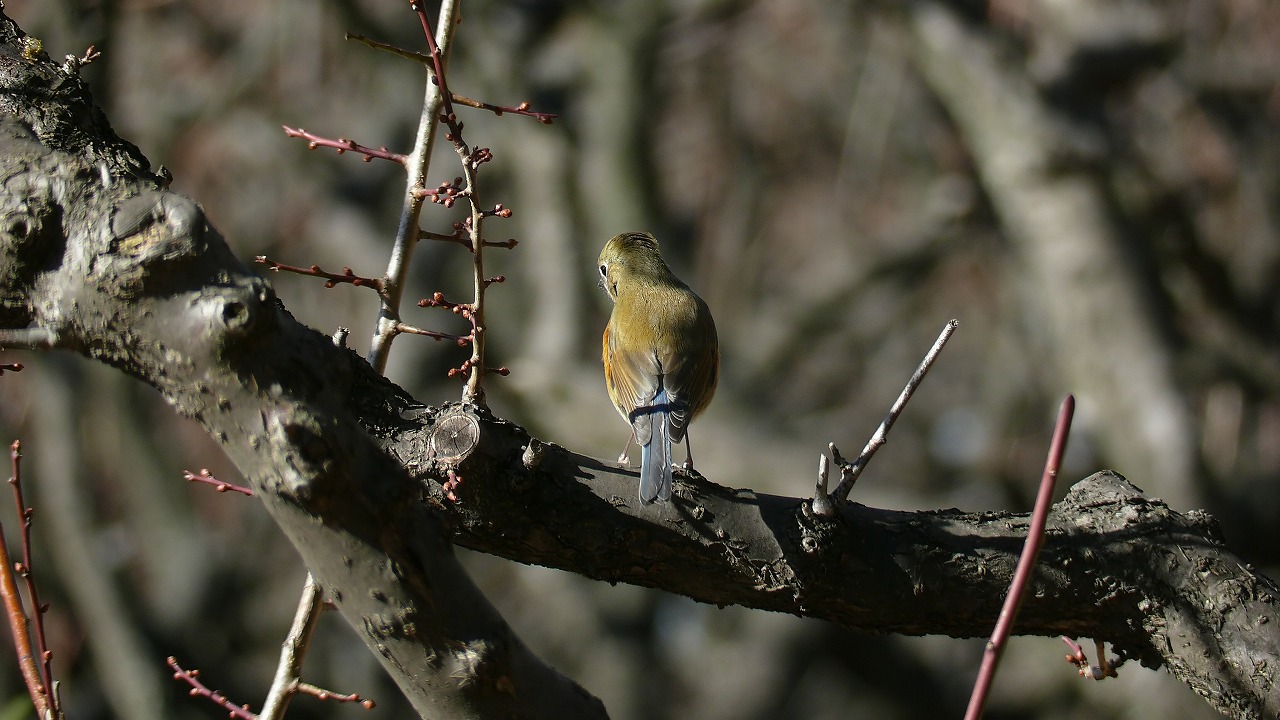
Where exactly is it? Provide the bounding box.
[7,442,57,720]
[167,656,256,720]
[1062,636,1121,681]
[346,32,432,63]
[409,0,508,402]
[294,682,375,708]
[964,394,1075,720]
[254,257,384,292]
[812,454,835,516]
[181,467,371,719]
[259,574,337,720]
[420,227,518,252]
[0,441,54,719]
[448,94,557,124]
[367,0,461,373]
[282,126,407,165]
[394,322,470,345]
[344,37,555,124]
[183,469,254,497]
[818,319,958,511]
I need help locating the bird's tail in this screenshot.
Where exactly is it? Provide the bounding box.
[639,389,673,503]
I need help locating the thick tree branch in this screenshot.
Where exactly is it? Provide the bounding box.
[0,14,602,719]
[389,399,1280,718]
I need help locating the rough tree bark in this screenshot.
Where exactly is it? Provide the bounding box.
[0,9,1277,720]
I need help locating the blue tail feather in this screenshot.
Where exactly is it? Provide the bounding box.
[639,389,673,503]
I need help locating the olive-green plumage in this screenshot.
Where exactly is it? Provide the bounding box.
[599,232,719,503]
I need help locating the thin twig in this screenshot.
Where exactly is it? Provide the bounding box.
[255,257,384,292]
[294,682,375,708]
[8,442,57,720]
[347,34,555,124]
[346,32,432,63]
[826,319,958,507]
[964,394,1075,720]
[167,656,256,720]
[282,126,407,165]
[812,454,835,516]
[0,442,50,718]
[183,469,254,497]
[419,227,518,251]
[259,574,329,720]
[395,322,470,345]
[367,0,461,374]
[1061,636,1121,680]
[410,0,496,402]
[448,94,557,124]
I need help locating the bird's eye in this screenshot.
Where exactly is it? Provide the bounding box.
[599,264,608,278]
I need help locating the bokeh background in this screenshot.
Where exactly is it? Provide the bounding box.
[3,1,1279,718]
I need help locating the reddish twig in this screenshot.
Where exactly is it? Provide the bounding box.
[414,176,467,207]
[0,441,55,719]
[167,656,256,720]
[410,0,507,401]
[418,291,473,317]
[1062,637,1121,680]
[60,44,101,75]
[8,442,57,719]
[294,682,376,709]
[77,45,101,65]
[419,227,469,248]
[254,257,385,292]
[442,469,463,503]
[344,34,555,125]
[183,469,254,497]
[415,291,488,371]
[479,202,510,218]
[0,362,22,374]
[281,126,407,165]
[411,2,460,126]
[964,394,1076,720]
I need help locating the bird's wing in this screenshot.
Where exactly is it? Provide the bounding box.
[658,294,719,443]
[604,321,662,446]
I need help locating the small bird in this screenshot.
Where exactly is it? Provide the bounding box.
[599,232,719,503]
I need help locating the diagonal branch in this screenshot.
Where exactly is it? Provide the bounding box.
[0,12,604,718]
